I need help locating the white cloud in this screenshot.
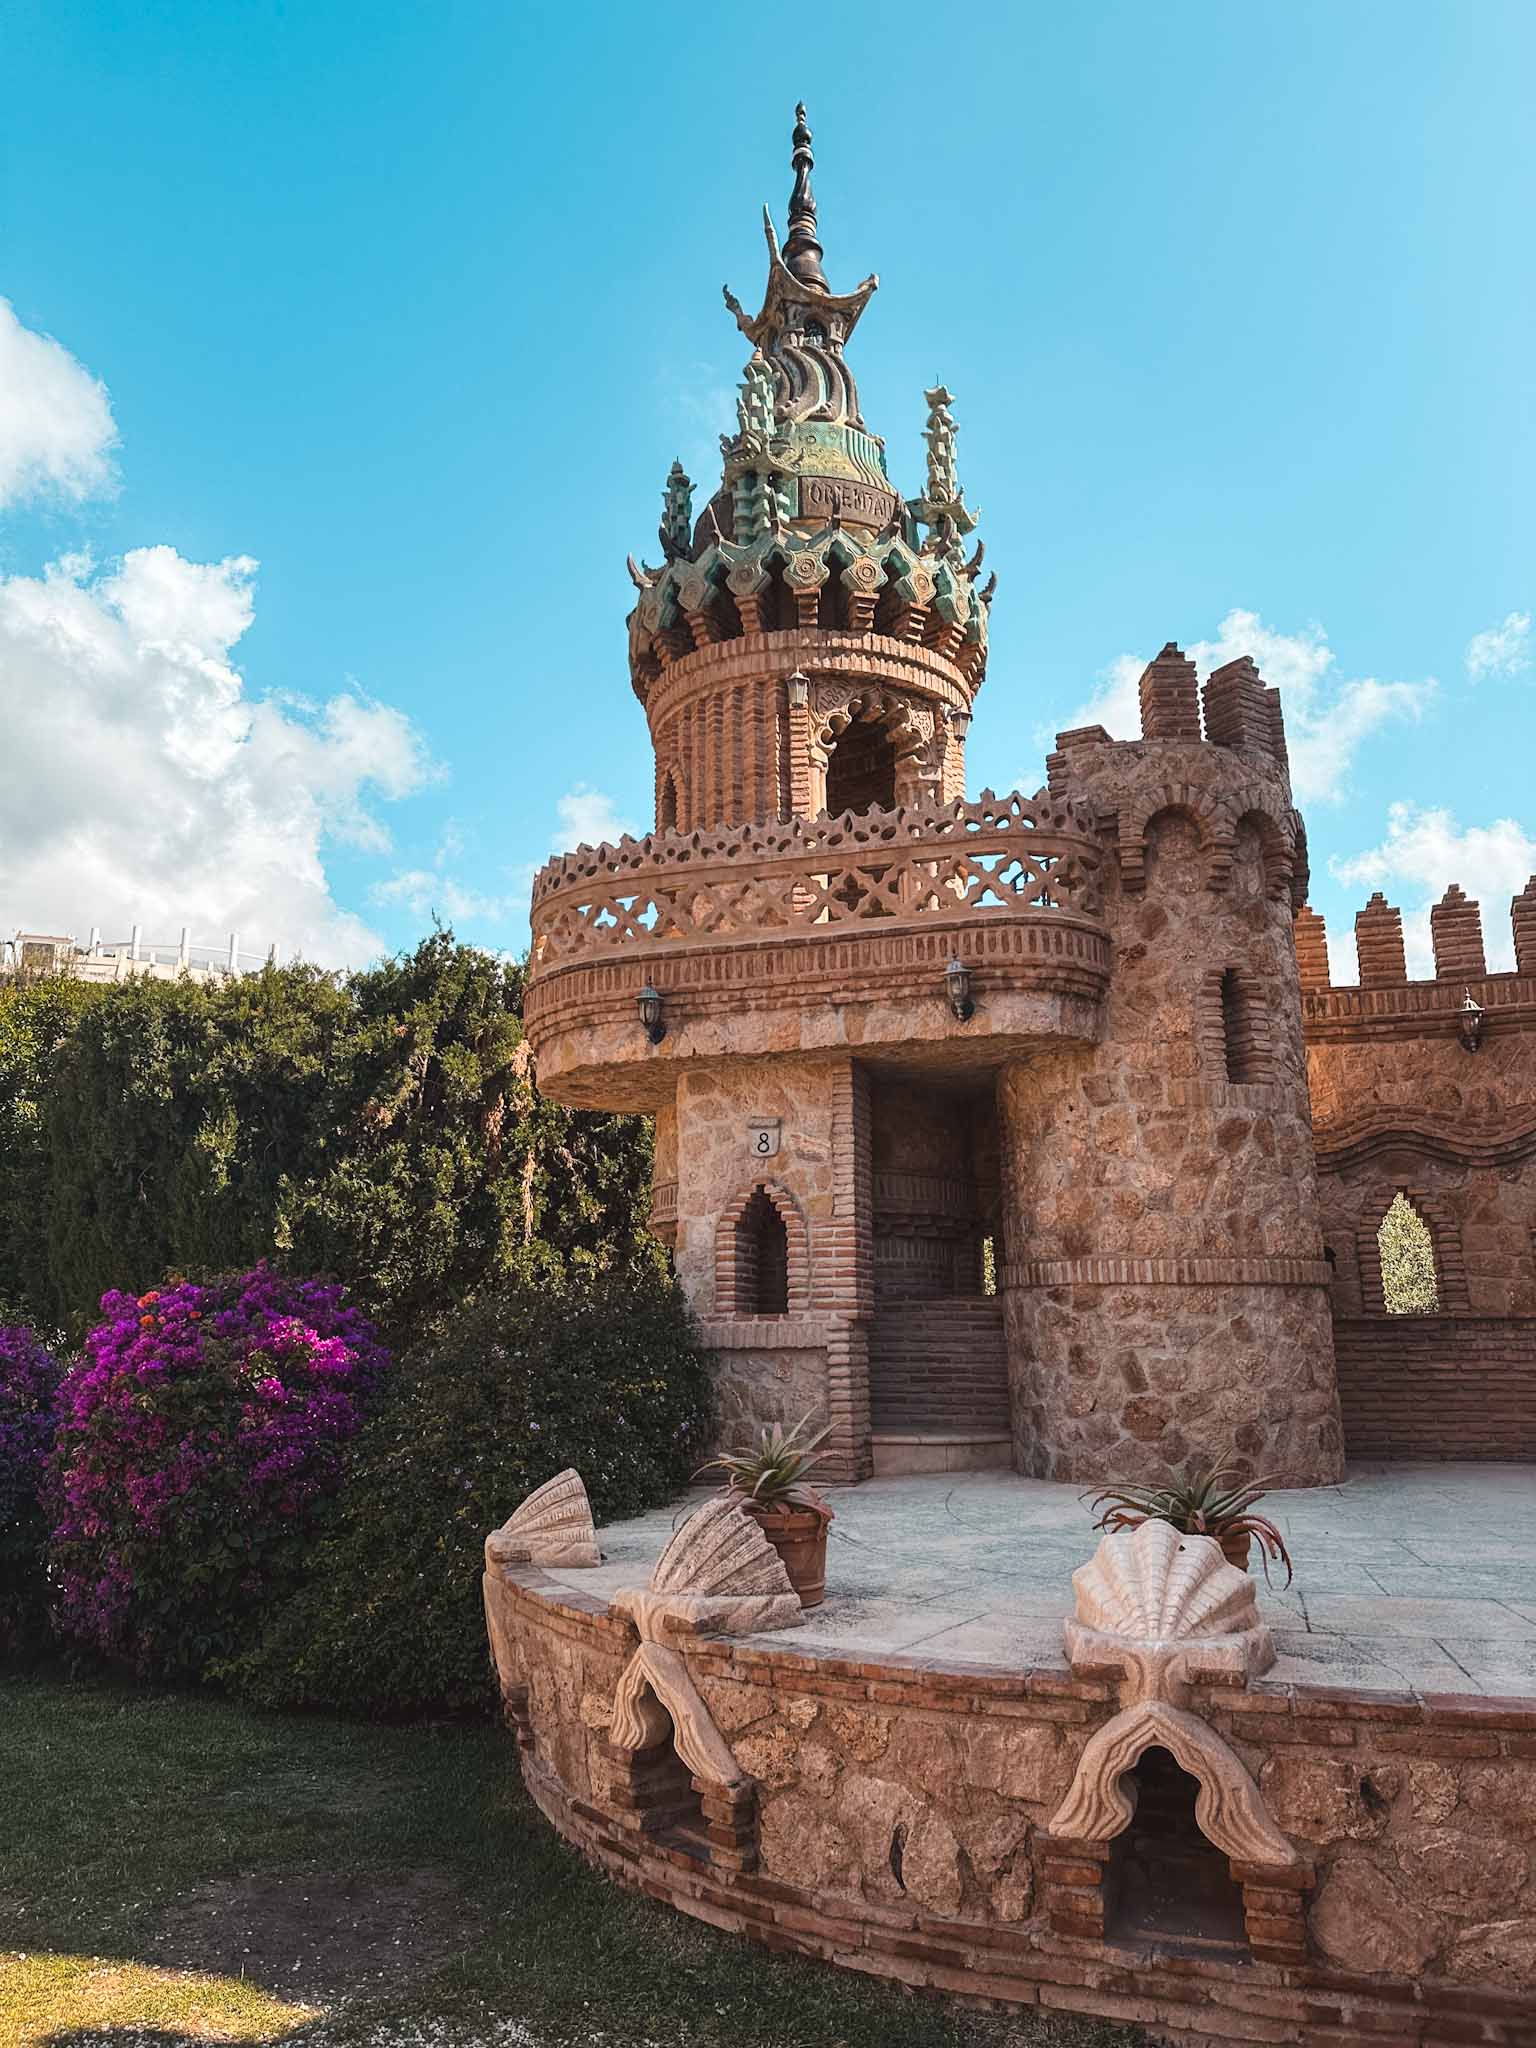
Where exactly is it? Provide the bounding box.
[557,784,637,846]
[0,303,435,967]
[1048,653,1144,748]
[372,825,518,926]
[1330,801,1536,977]
[1466,610,1531,681]
[1048,609,1434,806]
[0,298,118,509]
[372,787,637,941]
[0,548,435,965]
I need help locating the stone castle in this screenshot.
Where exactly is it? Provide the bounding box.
[525,108,1536,1489]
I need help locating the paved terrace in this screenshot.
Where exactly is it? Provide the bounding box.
[548,1462,1536,1700]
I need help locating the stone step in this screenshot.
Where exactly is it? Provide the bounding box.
[870,1430,1014,1475]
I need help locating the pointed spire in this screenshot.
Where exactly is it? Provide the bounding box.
[658,460,693,562]
[923,385,959,502]
[782,103,828,290]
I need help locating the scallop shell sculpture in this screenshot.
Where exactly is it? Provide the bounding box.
[485,1468,600,1569]
[650,1494,795,1601]
[1072,1516,1259,1642]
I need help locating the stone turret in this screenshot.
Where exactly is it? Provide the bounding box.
[1014,650,1343,1486]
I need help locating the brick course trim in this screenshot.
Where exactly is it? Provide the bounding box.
[1006,1255,1333,1289]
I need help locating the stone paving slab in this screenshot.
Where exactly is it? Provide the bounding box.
[549,1461,1536,1699]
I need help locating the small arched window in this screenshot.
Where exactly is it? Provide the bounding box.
[736,1186,789,1316]
[1220,968,1259,1083]
[825,720,897,817]
[1378,1192,1439,1314]
[658,771,678,832]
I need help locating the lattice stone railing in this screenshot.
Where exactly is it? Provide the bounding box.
[529,791,1106,968]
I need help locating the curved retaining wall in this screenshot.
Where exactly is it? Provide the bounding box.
[489,1564,1536,2047]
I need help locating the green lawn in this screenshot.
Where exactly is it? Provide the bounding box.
[0,1672,1145,2048]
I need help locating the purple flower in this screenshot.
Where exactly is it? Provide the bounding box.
[47,1262,388,1673]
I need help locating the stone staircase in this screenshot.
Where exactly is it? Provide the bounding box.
[869,1297,1012,1473]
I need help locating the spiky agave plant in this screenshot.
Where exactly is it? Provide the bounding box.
[1086,1457,1294,1587]
[694,1411,832,1515]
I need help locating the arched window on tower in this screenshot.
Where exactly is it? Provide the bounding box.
[1220,968,1261,1083]
[735,1186,789,1316]
[659,771,678,832]
[1378,1192,1439,1314]
[825,720,897,817]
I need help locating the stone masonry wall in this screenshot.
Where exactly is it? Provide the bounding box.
[494,1566,1536,2047]
[1301,885,1536,1460]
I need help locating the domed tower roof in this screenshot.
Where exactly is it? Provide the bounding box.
[627,107,992,707]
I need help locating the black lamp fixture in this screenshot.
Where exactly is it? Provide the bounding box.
[945,957,975,1023]
[637,983,667,1046]
[1458,986,1485,1054]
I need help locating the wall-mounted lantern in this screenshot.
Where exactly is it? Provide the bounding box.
[945,957,975,1023]
[786,669,810,711]
[637,983,667,1046]
[1458,987,1485,1054]
[946,707,972,741]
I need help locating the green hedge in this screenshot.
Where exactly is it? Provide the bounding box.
[1,934,656,1344]
[219,1262,714,1717]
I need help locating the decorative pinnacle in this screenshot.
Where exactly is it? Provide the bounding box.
[783,102,828,290]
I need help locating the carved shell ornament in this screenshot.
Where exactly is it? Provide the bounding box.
[1049,1519,1300,1874]
[485,1468,600,1570]
[1072,1517,1260,1642]
[647,1493,798,1606]
[606,1498,804,1794]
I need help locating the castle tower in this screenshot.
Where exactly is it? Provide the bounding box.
[524,112,1344,1488]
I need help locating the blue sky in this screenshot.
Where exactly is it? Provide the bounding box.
[2,0,1532,978]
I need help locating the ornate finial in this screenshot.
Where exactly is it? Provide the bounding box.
[924,384,960,504]
[736,349,777,446]
[658,459,693,562]
[783,102,829,290]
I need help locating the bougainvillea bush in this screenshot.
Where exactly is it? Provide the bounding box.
[224,1261,713,1718]
[49,1266,388,1679]
[0,1325,63,1654]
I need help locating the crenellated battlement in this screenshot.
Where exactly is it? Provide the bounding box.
[1295,877,1536,993]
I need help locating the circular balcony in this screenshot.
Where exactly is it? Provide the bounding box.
[524,792,1111,1107]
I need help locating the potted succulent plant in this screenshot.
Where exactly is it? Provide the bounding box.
[695,1413,834,1608]
[1086,1458,1294,1586]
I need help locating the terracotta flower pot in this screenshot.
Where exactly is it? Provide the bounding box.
[742,1499,833,1608]
[1218,1529,1252,1572]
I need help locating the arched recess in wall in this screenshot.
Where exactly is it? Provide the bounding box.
[1354,1184,1468,1317]
[713,1179,811,1317]
[824,716,898,817]
[1198,965,1278,1086]
[658,770,678,832]
[1119,796,1217,895]
[1376,1191,1440,1315]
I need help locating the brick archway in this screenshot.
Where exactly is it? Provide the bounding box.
[1356,1183,1470,1317]
[713,1178,812,1317]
